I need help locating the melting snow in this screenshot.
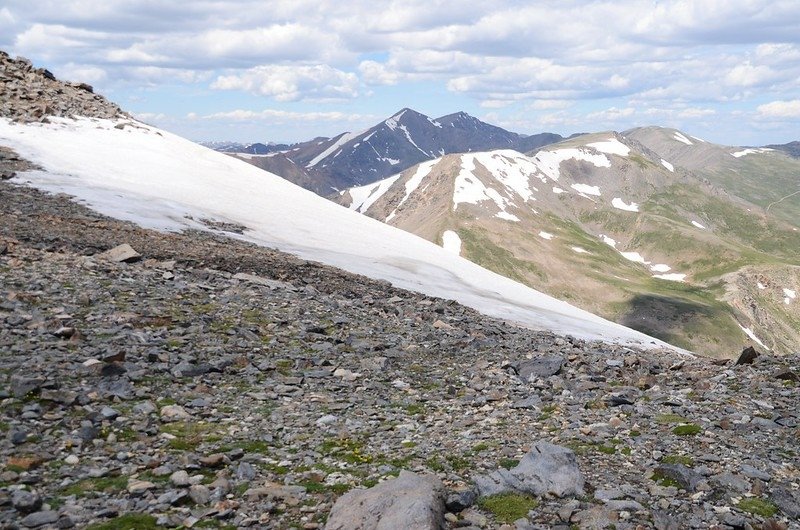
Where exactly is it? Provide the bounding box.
[307,131,360,168]
[784,288,796,305]
[587,138,630,157]
[452,154,519,221]
[621,252,649,265]
[653,273,686,282]
[396,160,437,209]
[441,230,461,255]
[611,197,639,212]
[571,183,601,196]
[650,264,672,273]
[572,247,590,254]
[691,220,706,229]
[732,148,773,158]
[552,187,565,194]
[757,282,766,290]
[472,150,539,202]
[347,175,401,213]
[538,231,554,240]
[398,124,430,157]
[660,159,674,172]
[533,148,610,181]
[0,117,683,350]
[672,132,693,145]
[496,211,520,222]
[739,325,769,350]
[600,235,617,248]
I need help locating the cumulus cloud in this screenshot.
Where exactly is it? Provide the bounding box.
[757,100,800,119]
[211,65,359,101]
[4,0,800,143]
[203,109,375,122]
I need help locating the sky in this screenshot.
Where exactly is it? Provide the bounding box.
[1,0,799,146]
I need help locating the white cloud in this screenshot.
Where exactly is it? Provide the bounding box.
[203,109,375,122]
[756,100,800,119]
[211,65,359,101]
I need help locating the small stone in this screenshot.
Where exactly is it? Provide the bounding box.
[64,455,79,465]
[127,480,156,494]
[160,405,191,421]
[199,454,227,468]
[189,484,211,505]
[170,470,191,487]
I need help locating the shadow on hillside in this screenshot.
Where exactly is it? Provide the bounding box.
[619,294,714,348]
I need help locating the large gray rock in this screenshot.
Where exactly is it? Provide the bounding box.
[326,471,445,530]
[474,442,584,498]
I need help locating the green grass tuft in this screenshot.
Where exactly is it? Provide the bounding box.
[479,493,539,523]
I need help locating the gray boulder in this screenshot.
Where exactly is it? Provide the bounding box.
[516,355,565,381]
[326,471,445,530]
[474,442,584,498]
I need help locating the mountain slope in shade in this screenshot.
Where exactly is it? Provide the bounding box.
[0,116,677,351]
[765,140,800,158]
[338,132,800,357]
[220,108,564,194]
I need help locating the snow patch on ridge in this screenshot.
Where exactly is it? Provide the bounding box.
[441,230,461,255]
[732,147,773,158]
[587,138,630,157]
[739,324,769,350]
[612,197,639,212]
[347,175,401,213]
[532,148,610,181]
[660,159,674,172]
[571,183,601,196]
[672,132,693,145]
[539,231,554,240]
[691,220,706,229]
[600,235,617,248]
[307,131,360,168]
[784,288,796,305]
[654,273,686,282]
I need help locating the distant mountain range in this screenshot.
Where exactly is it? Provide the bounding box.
[335,127,800,357]
[202,109,566,194]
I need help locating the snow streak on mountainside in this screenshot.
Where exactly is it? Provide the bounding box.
[0,117,675,350]
[217,108,565,195]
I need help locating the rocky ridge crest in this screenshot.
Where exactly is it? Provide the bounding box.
[0,51,124,122]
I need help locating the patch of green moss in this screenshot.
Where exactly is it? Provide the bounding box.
[62,475,128,497]
[656,413,688,424]
[85,514,164,530]
[672,424,702,436]
[661,455,695,467]
[499,458,519,470]
[652,470,681,488]
[736,497,778,517]
[479,493,539,523]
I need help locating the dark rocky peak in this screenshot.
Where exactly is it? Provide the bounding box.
[0,49,125,122]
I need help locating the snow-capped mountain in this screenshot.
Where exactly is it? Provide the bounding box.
[338,131,800,357]
[220,108,564,194]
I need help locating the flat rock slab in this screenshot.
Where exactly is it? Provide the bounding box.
[517,355,565,381]
[326,471,445,530]
[98,243,141,262]
[475,442,584,498]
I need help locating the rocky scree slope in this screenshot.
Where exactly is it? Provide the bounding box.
[1,167,799,529]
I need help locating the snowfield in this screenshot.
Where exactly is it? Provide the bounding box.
[0,117,682,350]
